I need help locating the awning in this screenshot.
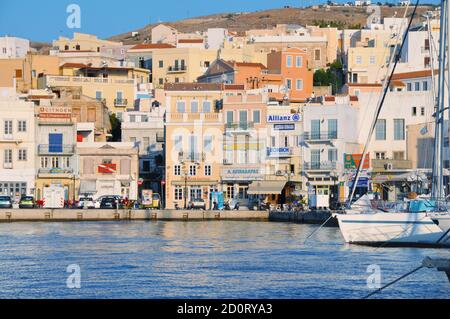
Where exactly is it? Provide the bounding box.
[79,180,97,194]
[247,180,286,195]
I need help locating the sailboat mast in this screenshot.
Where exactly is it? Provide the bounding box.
[346,1,419,208]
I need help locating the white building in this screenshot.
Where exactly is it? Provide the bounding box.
[398,29,440,73]
[0,88,36,198]
[0,36,30,59]
[206,28,228,49]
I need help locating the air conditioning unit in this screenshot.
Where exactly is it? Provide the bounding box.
[223,159,232,165]
[276,170,284,176]
[384,163,393,170]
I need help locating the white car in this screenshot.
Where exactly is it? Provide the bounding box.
[77,197,95,209]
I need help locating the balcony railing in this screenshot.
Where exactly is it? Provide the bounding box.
[38,168,74,175]
[167,66,187,73]
[372,159,413,171]
[303,131,338,141]
[225,122,254,131]
[178,152,205,163]
[38,144,75,155]
[303,161,337,170]
[114,99,128,107]
[45,75,135,87]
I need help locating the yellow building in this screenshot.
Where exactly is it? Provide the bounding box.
[53,32,122,52]
[41,63,150,115]
[164,82,244,209]
[0,53,59,92]
[152,48,218,88]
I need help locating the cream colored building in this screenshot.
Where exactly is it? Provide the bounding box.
[53,33,122,52]
[151,48,218,88]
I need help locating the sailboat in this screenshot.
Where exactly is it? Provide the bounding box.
[336,1,450,247]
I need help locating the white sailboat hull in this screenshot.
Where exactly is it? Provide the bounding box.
[429,214,450,232]
[336,212,450,247]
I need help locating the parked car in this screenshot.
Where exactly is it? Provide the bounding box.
[77,197,95,209]
[100,197,119,209]
[189,198,206,210]
[19,196,35,209]
[95,195,122,209]
[0,196,12,208]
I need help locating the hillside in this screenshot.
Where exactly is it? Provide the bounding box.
[108,5,436,44]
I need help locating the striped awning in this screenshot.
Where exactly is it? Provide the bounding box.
[247,180,286,195]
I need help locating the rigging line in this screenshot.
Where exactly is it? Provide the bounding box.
[347,0,420,208]
[303,214,334,244]
[362,265,424,299]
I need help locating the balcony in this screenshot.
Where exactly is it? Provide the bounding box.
[302,131,338,143]
[44,75,135,88]
[0,134,22,144]
[178,152,205,163]
[167,65,187,73]
[38,167,74,176]
[267,147,293,158]
[372,159,413,171]
[167,113,222,123]
[3,163,13,169]
[303,161,337,171]
[114,99,128,107]
[225,122,254,135]
[38,144,75,155]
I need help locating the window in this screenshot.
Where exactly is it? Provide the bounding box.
[296,79,303,90]
[205,165,212,176]
[415,82,420,91]
[18,149,27,161]
[226,185,235,199]
[174,186,183,200]
[394,119,405,140]
[41,157,48,168]
[174,136,182,151]
[17,120,26,132]
[159,78,163,85]
[190,100,199,113]
[75,44,80,50]
[158,60,164,68]
[314,49,321,61]
[95,91,102,100]
[239,110,247,124]
[142,160,150,172]
[407,83,412,91]
[375,119,386,140]
[311,119,320,139]
[189,165,197,176]
[4,149,12,164]
[51,157,60,168]
[284,136,289,147]
[4,120,12,136]
[311,149,320,166]
[328,149,338,162]
[286,55,293,67]
[176,101,186,113]
[129,115,136,123]
[356,56,362,64]
[141,115,148,122]
[202,101,211,113]
[226,111,233,124]
[174,165,181,176]
[423,81,428,91]
[412,107,417,116]
[295,56,303,67]
[369,56,376,64]
[393,151,405,160]
[48,133,63,153]
[421,107,425,116]
[328,119,338,139]
[375,152,386,160]
[286,79,292,89]
[204,136,212,152]
[253,110,261,124]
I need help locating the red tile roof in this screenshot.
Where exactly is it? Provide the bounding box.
[129,43,175,50]
[178,39,204,43]
[391,70,437,80]
[60,63,87,68]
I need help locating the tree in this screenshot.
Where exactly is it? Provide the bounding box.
[109,113,122,142]
[313,60,344,94]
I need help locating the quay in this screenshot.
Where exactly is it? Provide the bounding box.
[0,209,269,222]
[269,210,339,227]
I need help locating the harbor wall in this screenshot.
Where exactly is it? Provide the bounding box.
[269,210,339,226]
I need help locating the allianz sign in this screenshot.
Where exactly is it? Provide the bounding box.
[267,113,301,123]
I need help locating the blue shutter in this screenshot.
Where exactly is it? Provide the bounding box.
[49,133,63,153]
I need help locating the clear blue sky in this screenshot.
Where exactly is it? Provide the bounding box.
[0,0,440,43]
[0,0,324,42]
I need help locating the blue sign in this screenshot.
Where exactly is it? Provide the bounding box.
[273,124,295,130]
[267,114,301,123]
[267,147,291,156]
[348,178,369,188]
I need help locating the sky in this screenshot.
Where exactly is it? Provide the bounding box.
[0,0,320,42]
[0,0,441,43]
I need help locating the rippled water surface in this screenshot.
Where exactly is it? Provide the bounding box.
[0,221,448,299]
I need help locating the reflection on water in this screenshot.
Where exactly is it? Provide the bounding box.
[0,221,448,299]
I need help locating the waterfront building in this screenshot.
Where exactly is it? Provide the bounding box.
[121,106,165,196]
[34,98,78,202]
[164,83,244,209]
[77,142,139,200]
[222,93,268,207]
[0,36,30,59]
[0,88,36,198]
[301,95,361,205]
[151,47,218,88]
[126,43,175,73]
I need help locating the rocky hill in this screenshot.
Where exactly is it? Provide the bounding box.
[108,5,436,44]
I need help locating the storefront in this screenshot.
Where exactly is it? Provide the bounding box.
[221,166,263,207]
